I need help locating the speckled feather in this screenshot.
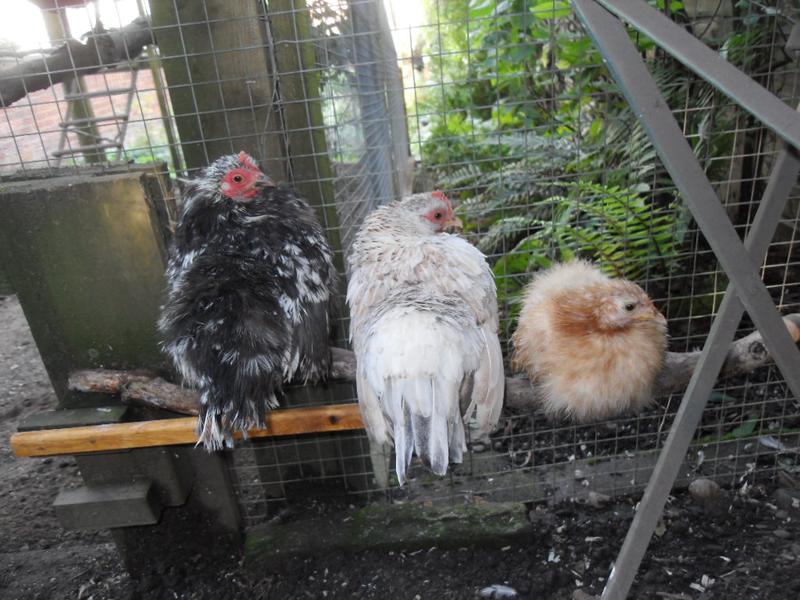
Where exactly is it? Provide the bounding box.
[159,153,335,450]
[347,193,504,484]
[511,261,667,421]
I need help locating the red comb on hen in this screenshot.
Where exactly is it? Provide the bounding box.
[237,151,260,172]
[431,190,454,212]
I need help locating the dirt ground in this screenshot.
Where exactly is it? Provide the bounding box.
[2,292,800,600]
[0,295,128,599]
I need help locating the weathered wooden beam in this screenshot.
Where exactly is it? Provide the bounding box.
[41,8,104,164]
[13,315,800,458]
[246,502,530,566]
[11,403,364,457]
[66,314,800,415]
[147,0,285,176]
[0,16,153,108]
[267,0,345,272]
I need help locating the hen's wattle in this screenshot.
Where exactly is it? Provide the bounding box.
[159,152,335,450]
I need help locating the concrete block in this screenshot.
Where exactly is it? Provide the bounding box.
[54,481,162,530]
[77,447,193,507]
[18,406,129,431]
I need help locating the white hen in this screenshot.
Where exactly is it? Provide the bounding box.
[347,192,504,484]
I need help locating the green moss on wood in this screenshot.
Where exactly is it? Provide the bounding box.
[245,501,532,567]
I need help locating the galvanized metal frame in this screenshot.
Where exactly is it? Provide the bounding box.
[571,0,800,597]
[595,0,800,150]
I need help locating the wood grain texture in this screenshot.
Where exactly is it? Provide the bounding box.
[11,403,364,457]
[27,314,800,458]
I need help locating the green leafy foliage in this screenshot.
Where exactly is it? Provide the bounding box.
[416,0,782,325]
[485,179,683,322]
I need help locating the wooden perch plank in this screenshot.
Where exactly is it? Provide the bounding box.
[34,313,797,459]
[11,403,364,457]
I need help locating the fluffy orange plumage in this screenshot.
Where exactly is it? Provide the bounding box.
[511,261,667,421]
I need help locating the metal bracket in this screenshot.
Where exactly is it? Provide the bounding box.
[571,0,800,597]
[593,0,800,149]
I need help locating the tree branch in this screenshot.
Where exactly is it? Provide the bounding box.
[0,16,154,108]
[68,314,800,416]
[654,313,800,394]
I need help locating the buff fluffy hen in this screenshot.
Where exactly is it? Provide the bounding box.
[347,192,504,484]
[511,261,667,421]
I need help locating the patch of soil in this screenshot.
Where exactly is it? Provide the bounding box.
[38,486,792,600]
[2,293,799,600]
[0,295,131,599]
[228,487,798,600]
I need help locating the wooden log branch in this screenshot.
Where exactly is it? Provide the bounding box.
[0,16,154,107]
[67,314,800,416]
[122,379,200,415]
[656,313,800,394]
[66,368,158,394]
[67,346,360,415]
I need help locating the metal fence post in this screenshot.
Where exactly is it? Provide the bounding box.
[571,0,800,596]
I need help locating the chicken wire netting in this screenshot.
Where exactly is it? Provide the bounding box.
[2,0,800,529]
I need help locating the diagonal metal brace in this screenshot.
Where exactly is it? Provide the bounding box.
[571,0,800,598]
[600,150,800,600]
[571,0,800,408]
[595,0,800,150]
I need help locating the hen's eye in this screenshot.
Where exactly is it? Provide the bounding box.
[624,302,636,312]
[434,212,443,220]
[232,174,244,184]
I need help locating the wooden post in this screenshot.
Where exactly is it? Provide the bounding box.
[268,0,345,271]
[374,5,413,198]
[135,0,185,174]
[147,0,286,178]
[41,8,104,164]
[148,0,345,273]
[259,0,373,504]
[349,0,413,202]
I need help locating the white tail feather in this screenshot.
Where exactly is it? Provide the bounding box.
[384,376,465,484]
[468,325,505,437]
[356,307,486,484]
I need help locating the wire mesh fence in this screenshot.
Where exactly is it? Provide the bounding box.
[1,0,799,531]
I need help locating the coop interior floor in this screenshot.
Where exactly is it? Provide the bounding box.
[0,295,126,598]
[1,294,799,600]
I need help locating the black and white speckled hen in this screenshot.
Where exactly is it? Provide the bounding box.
[159,151,335,450]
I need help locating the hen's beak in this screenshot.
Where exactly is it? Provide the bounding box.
[443,216,463,233]
[637,309,666,324]
[258,173,276,188]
